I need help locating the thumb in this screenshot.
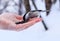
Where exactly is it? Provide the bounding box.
[14,15,23,22]
[15,15,23,20]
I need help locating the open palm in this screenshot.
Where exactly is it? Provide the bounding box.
[0,13,41,31]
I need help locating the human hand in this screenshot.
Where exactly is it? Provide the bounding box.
[0,13,42,31]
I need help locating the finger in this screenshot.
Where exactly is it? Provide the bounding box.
[16,18,42,31]
[15,14,23,20]
[12,18,23,23]
[14,14,23,22]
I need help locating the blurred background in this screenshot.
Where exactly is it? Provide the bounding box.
[0,0,60,41]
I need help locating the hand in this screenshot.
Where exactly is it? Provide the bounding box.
[0,13,42,31]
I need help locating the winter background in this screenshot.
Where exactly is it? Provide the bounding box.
[0,0,60,41]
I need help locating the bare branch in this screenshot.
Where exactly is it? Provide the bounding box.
[31,0,48,30]
[24,0,31,12]
[19,0,23,15]
[45,0,52,16]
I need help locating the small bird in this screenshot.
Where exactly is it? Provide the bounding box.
[16,10,50,24]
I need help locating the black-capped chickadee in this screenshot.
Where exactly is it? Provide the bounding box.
[16,10,50,24]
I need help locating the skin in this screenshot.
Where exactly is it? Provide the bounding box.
[0,13,42,31]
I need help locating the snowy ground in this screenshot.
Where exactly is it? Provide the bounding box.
[0,0,60,41]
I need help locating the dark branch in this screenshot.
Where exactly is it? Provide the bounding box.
[45,0,52,16]
[31,0,48,30]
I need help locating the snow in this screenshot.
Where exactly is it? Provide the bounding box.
[0,0,60,41]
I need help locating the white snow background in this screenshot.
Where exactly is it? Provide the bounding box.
[0,0,60,41]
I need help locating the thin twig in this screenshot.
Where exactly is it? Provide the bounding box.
[31,0,48,30]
